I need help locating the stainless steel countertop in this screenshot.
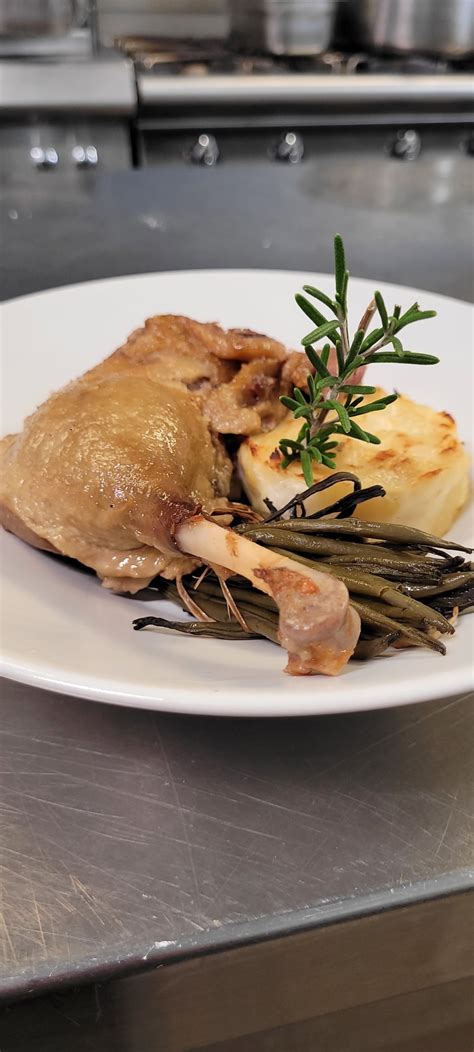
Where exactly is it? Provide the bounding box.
[1,156,473,301]
[1,678,473,999]
[1,163,473,1000]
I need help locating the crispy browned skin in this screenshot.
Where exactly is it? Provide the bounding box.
[0,316,288,591]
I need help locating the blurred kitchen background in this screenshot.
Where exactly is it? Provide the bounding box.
[0,0,473,300]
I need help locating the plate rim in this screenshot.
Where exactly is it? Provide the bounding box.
[2,654,473,718]
[2,269,473,716]
[1,266,473,312]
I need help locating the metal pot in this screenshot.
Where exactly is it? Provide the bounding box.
[342,0,474,59]
[0,0,75,37]
[229,0,338,56]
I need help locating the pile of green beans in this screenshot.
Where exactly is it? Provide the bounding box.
[133,475,472,662]
[134,514,472,662]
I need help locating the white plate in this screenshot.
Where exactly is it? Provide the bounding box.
[1,271,473,716]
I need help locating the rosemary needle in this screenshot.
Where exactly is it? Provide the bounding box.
[279,234,438,484]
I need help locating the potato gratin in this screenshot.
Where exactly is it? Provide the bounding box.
[239,388,469,537]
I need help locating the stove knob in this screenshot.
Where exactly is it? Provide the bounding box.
[274,131,304,164]
[30,146,59,169]
[389,129,420,161]
[72,144,99,168]
[189,134,219,166]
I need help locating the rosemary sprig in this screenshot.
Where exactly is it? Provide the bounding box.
[279,234,438,486]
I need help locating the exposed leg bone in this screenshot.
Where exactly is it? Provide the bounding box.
[176,516,360,675]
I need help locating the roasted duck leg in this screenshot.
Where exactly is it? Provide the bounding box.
[0,315,360,675]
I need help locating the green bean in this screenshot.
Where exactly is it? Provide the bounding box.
[363,603,416,620]
[156,583,281,644]
[133,616,254,640]
[354,632,400,660]
[350,599,446,654]
[196,579,278,613]
[272,547,411,596]
[179,583,280,644]
[430,588,474,616]
[204,597,280,644]
[385,547,461,566]
[385,550,467,579]
[249,517,471,553]
[270,549,451,632]
[348,587,451,632]
[237,605,280,644]
[403,572,474,598]
[324,556,440,581]
[205,595,280,643]
[242,526,442,575]
[317,565,406,598]
[357,598,448,628]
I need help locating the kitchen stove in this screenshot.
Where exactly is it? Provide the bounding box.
[1,33,472,179]
[0,33,472,301]
[112,36,471,191]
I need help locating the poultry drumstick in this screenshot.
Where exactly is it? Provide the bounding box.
[0,315,360,675]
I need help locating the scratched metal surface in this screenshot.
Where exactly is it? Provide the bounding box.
[1,678,473,997]
[1,148,474,303]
